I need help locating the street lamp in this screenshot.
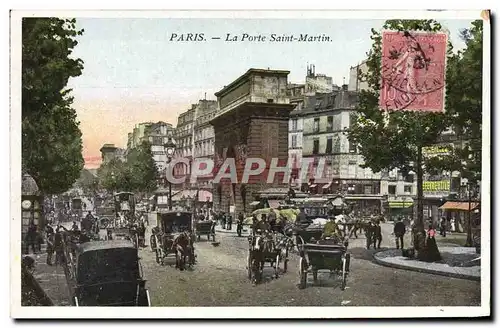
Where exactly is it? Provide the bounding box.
[164,137,176,211]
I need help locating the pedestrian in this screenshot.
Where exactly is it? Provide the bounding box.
[53,227,65,266]
[221,213,227,230]
[35,225,43,253]
[439,217,447,237]
[394,218,406,250]
[227,214,233,230]
[374,220,382,249]
[25,221,37,254]
[45,230,54,266]
[365,221,374,249]
[423,224,442,262]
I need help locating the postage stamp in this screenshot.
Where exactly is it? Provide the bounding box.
[380,30,448,112]
[10,9,490,319]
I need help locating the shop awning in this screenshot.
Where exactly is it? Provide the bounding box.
[322,182,332,189]
[249,201,261,206]
[268,200,281,209]
[171,190,197,201]
[439,201,480,211]
[388,201,414,209]
[309,184,317,188]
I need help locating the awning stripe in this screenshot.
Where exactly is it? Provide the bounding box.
[439,201,480,211]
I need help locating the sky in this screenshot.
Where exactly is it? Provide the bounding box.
[66,18,474,169]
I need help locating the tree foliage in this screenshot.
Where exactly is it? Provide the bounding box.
[22,18,85,194]
[426,20,483,183]
[97,141,159,193]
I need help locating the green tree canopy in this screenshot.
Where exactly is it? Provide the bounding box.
[22,18,85,195]
[97,141,159,193]
[426,20,483,183]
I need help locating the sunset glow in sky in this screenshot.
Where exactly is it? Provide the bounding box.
[67,17,471,169]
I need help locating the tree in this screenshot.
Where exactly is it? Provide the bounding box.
[347,20,453,255]
[97,142,159,194]
[126,141,160,194]
[22,18,85,195]
[426,20,483,183]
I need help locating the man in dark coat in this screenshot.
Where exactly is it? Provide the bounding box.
[373,220,382,249]
[365,221,374,249]
[394,218,406,249]
[226,214,233,230]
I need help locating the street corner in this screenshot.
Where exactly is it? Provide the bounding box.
[373,247,481,281]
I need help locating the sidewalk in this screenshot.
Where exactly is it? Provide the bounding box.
[26,252,71,306]
[373,247,480,281]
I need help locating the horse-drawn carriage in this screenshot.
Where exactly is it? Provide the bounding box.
[151,211,196,270]
[62,239,151,306]
[246,230,293,284]
[297,235,351,290]
[194,220,215,242]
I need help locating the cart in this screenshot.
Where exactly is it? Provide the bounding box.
[154,211,195,270]
[195,220,215,242]
[297,237,351,290]
[246,232,283,284]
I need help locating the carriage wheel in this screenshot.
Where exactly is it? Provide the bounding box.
[283,247,289,273]
[155,249,160,264]
[299,257,307,289]
[150,236,155,252]
[341,257,348,291]
[274,254,280,279]
[252,259,262,284]
[312,269,318,283]
[246,254,252,280]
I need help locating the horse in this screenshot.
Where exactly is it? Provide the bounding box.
[250,232,276,283]
[173,231,194,271]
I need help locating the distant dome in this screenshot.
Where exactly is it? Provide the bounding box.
[22,174,39,195]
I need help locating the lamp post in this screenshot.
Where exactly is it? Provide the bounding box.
[164,137,176,211]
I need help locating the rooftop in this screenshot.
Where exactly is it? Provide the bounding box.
[215,68,290,97]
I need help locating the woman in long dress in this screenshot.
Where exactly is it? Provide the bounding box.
[424,224,442,262]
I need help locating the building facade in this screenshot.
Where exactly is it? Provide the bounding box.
[299,89,385,215]
[144,121,175,173]
[99,144,126,164]
[173,105,195,187]
[193,99,219,190]
[210,68,294,214]
[287,65,337,187]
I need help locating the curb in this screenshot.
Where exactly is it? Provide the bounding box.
[372,251,480,281]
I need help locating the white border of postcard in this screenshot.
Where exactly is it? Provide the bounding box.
[10,9,490,318]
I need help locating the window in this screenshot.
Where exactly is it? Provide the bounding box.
[291,135,297,148]
[404,174,415,183]
[291,119,298,131]
[313,118,320,132]
[388,185,396,195]
[326,137,333,154]
[349,141,357,153]
[327,116,333,131]
[364,185,373,194]
[404,186,412,194]
[313,139,320,154]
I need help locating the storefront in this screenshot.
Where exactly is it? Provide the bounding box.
[386,196,414,221]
